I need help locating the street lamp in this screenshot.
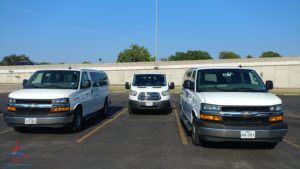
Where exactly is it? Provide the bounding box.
[155,0,159,67]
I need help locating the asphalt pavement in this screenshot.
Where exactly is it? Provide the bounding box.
[0,92,299,169]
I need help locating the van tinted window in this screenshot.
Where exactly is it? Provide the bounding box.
[26,70,80,89]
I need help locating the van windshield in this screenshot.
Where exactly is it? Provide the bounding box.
[196,69,267,92]
[132,74,167,87]
[25,70,80,89]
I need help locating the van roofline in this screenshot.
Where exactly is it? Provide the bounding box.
[187,66,254,71]
[34,68,106,72]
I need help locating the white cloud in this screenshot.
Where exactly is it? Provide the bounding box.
[3,5,37,16]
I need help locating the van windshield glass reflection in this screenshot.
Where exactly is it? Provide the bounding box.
[196,69,266,92]
[132,74,166,87]
[25,71,80,89]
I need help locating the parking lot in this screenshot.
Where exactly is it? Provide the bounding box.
[0,91,299,169]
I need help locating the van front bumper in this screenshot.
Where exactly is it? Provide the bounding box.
[129,100,171,112]
[3,112,74,128]
[195,119,288,143]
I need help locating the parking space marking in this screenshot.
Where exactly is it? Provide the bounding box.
[0,128,13,135]
[76,108,127,143]
[283,138,300,149]
[173,104,189,145]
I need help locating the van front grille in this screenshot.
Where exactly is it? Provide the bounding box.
[223,117,269,126]
[221,106,270,112]
[16,99,52,104]
[138,92,161,101]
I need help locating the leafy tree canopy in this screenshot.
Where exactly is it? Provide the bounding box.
[165,50,212,61]
[219,51,241,59]
[117,44,152,62]
[0,54,31,66]
[260,51,282,58]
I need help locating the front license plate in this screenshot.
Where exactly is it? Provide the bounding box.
[25,118,37,124]
[145,102,153,106]
[241,131,255,139]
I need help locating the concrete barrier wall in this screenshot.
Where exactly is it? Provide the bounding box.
[0,57,300,88]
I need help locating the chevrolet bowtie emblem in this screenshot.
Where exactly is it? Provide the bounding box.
[241,111,252,116]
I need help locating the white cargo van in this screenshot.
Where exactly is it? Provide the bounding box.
[180,67,287,148]
[4,69,110,132]
[125,72,175,114]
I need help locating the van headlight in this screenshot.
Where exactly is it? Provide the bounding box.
[162,90,170,96]
[270,104,282,112]
[8,98,16,105]
[202,103,221,111]
[52,98,69,104]
[129,90,138,96]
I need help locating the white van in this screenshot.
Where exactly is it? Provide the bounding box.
[4,69,110,132]
[125,72,175,114]
[180,67,287,148]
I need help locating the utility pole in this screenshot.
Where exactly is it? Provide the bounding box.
[155,0,159,67]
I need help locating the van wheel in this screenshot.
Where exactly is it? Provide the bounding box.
[100,100,109,117]
[191,120,206,146]
[128,105,135,114]
[13,127,28,133]
[68,108,82,133]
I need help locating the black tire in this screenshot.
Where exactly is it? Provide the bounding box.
[264,142,278,149]
[100,99,109,117]
[128,105,135,114]
[191,120,201,146]
[191,120,207,146]
[67,108,82,133]
[13,127,28,133]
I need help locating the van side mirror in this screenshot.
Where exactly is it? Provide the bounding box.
[266,80,273,90]
[23,79,28,88]
[125,82,130,89]
[81,80,91,88]
[183,80,191,89]
[169,82,175,90]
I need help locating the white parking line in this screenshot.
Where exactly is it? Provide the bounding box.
[0,128,13,135]
[283,138,300,149]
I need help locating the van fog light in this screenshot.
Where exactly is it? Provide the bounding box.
[7,106,16,111]
[200,114,223,122]
[269,115,283,122]
[51,106,70,112]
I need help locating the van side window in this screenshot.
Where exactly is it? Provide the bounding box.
[80,72,90,88]
[90,72,100,87]
[99,73,109,86]
[190,70,196,90]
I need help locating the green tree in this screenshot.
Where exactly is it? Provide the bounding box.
[260,51,282,58]
[246,55,253,58]
[219,51,241,59]
[117,44,151,62]
[0,54,31,65]
[82,61,91,64]
[166,50,212,61]
[39,62,51,65]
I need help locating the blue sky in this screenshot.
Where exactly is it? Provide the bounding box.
[0,0,299,63]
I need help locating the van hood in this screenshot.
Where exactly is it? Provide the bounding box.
[131,86,168,93]
[9,89,76,100]
[197,92,281,106]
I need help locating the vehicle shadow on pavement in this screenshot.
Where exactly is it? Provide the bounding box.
[132,110,172,115]
[201,142,277,150]
[17,106,124,134]
[82,106,124,130]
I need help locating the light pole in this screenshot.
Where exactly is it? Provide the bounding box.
[155,0,159,67]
